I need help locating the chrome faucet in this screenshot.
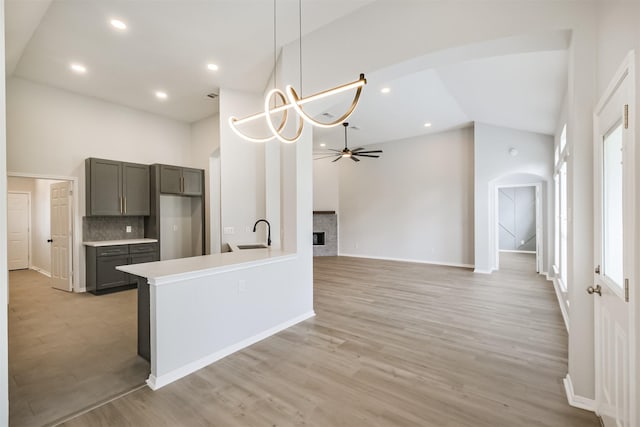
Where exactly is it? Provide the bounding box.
[252,219,271,246]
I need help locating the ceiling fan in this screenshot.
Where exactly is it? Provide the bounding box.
[315,122,383,162]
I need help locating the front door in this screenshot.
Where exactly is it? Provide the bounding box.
[7,192,30,270]
[593,51,636,427]
[50,181,73,291]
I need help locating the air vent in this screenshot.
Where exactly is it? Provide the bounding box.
[206,93,219,99]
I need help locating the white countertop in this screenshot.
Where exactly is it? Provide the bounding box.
[83,238,158,247]
[117,246,295,286]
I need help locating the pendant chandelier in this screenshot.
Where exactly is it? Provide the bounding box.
[228,0,367,144]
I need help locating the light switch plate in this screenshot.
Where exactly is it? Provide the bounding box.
[224,226,235,235]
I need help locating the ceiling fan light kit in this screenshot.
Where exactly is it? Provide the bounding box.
[317,122,383,163]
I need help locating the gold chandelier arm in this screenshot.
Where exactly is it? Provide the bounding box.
[228,117,277,143]
[264,89,304,144]
[228,91,289,143]
[285,73,366,128]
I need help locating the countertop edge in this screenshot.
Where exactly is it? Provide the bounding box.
[83,238,159,247]
[118,251,297,286]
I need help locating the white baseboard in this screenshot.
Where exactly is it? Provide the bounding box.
[146,310,316,390]
[338,252,474,269]
[473,269,493,274]
[552,278,570,333]
[563,374,596,412]
[30,266,51,277]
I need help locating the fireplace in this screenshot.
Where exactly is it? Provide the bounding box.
[313,232,325,246]
[312,211,337,256]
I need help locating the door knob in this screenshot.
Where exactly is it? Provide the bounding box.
[587,284,602,296]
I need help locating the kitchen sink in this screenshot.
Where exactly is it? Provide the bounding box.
[236,244,268,250]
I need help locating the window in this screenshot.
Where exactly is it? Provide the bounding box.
[554,125,568,290]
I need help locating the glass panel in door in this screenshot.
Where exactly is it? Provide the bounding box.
[602,123,623,287]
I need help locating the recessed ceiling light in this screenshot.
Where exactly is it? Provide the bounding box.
[381,87,391,94]
[207,63,219,71]
[70,63,87,74]
[110,19,127,30]
[155,91,168,100]
[320,143,326,147]
[424,122,432,128]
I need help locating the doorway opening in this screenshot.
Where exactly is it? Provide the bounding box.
[495,183,542,273]
[7,174,78,287]
[6,173,149,426]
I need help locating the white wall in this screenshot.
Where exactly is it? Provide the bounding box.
[338,127,474,267]
[313,155,339,212]
[0,2,9,422]
[6,77,192,289]
[474,123,554,274]
[218,89,266,246]
[594,0,640,417]
[7,77,190,178]
[190,114,220,254]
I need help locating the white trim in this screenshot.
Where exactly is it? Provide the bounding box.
[563,374,596,412]
[30,266,51,278]
[553,277,570,333]
[499,249,536,254]
[337,252,474,269]
[146,310,316,390]
[473,269,494,274]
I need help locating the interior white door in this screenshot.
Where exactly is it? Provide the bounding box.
[7,192,30,270]
[50,181,73,291]
[593,52,635,427]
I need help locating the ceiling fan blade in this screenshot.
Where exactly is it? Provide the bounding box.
[327,149,343,153]
[355,150,383,154]
[314,155,340,160]
[351,156,360,162]
[332,156,342,162]
[351,147,365,152]
[354,154,380,158]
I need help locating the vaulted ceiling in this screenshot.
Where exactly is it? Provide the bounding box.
[5,0,569,146]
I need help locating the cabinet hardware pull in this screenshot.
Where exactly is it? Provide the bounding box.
[120,196,123,214]
[124,197,127,214]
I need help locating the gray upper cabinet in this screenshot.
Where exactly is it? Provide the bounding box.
[159,165,203,196]
[122,163,150,215]
[86,158,150,216]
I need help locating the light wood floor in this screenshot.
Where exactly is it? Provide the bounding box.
[8,269,149,427]
[62,254,599,426]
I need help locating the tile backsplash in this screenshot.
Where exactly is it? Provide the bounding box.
[83,216,144,241]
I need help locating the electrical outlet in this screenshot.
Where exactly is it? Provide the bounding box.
[126,226,132,233]
[224,227,235,235]
[238,279,247,294]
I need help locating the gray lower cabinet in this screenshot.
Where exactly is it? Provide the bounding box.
[86,158,150,216]
[86,242,158,294]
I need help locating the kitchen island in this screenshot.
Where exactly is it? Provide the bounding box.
[118,246,314,390]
